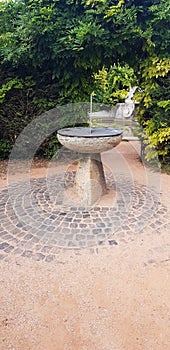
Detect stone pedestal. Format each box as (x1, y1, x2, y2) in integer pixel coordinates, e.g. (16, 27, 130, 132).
(57, 127, 123, 206)
(74, 153, 107, 206)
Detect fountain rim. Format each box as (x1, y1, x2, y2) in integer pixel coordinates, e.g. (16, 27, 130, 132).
(57, 126, 123, 138)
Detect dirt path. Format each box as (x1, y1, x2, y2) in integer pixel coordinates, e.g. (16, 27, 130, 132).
(0, 141, 170, 350)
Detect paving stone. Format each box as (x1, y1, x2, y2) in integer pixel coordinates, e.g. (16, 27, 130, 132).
(13, 248, 23, 255)
(0, 231, 8, 237)
(65, 234, 74, 240)
(22, 250, 33, 258)
(31, 237, 40, 243)
(36, 231, 46, 237)
(93, 229, 102, 235)
(79, 241, 86, 247)
(11, 228, 20, 235)
(79, 223, 88, 228)
(58, 240, 67, 247)
(4, 245, 14, 253)
(70, 223, 78, 228)
(41, 246, 52, 253)
(68, 241, 77, 247)
(34, 253, 45, 261)
(96, 222, 106, 228)
(87, 235, 95, 240)
(16, 222, 25, 228)
(76, 234, 85, 241)
(0, 174, 169, 260)
(108, 240, 118, 246)
(0, 242, 10, 250)
(61, 222, 70, 227)
(98, 234, 106, 239)
(24, 234, 34, 240)
(45, 255, 55, 262)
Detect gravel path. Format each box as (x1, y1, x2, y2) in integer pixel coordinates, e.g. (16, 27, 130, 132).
(0, 141, 169, 350)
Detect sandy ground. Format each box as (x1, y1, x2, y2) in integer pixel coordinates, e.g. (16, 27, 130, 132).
(0, 141, 170, 350)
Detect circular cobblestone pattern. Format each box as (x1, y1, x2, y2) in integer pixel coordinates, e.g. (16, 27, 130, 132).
(0, 172, 169, 261)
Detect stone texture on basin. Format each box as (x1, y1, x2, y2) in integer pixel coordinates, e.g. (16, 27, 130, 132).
(57, 127, 122, 153)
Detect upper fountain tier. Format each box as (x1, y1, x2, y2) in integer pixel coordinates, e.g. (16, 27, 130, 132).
(57, 127, 123, 153)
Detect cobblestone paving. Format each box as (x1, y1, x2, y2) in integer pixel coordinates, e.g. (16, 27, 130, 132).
(0, 172, 169, 262)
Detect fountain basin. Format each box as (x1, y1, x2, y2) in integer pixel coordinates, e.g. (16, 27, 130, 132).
(57, 127, 123, 153)
(57, 127, 123, 206)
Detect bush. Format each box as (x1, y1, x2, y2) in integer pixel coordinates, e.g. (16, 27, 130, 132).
(137, 67, 170, 165)
(0, 140, 12, 160)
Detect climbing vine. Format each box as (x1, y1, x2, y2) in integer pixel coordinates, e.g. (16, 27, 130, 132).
(0, 0, 169, 164)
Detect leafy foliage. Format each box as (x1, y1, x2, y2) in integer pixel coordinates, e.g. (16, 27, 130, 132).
(0, 0, 169, 165)
(138, 72, 170, 162)
(93, 64, 137, 104)
(0, 139, 12, 160)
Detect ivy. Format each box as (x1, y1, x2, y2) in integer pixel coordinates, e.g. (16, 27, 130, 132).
(0, 0, 169, 165)
(0, 78, 23, 103)
(93, 64, 137, 105)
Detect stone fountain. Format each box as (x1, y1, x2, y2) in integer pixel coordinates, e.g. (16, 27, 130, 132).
(57, 125, 123, 206)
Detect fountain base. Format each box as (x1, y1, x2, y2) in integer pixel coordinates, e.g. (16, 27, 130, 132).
(74, 153, 107, 206)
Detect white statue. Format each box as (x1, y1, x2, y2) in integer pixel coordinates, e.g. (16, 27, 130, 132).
(125, 86, 138, 103)
(115, 86, 138, 119)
